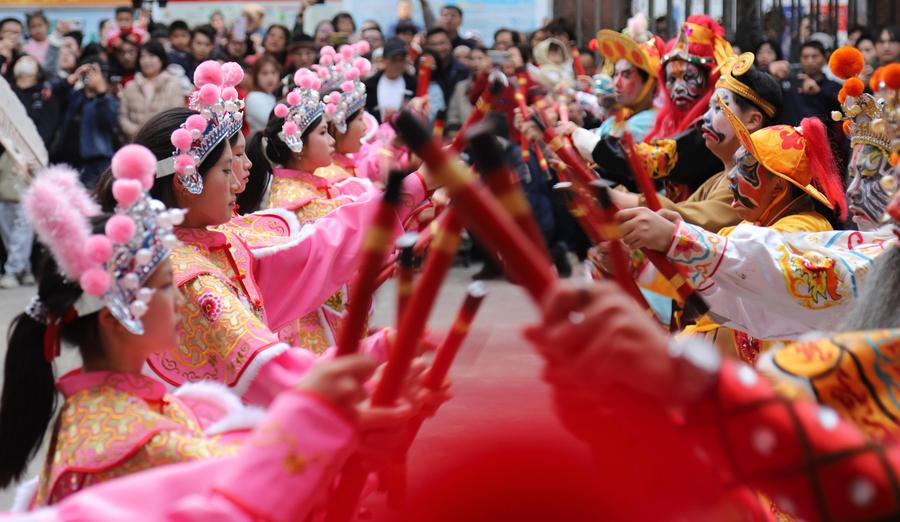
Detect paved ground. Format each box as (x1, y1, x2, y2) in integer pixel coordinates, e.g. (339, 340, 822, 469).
(0, 265, 576, 511)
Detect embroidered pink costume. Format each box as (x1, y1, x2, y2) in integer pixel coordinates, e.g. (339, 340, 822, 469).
(22, 370, 357, 515)
(164, 175, 426, 399)
(16, 139, 359, 514)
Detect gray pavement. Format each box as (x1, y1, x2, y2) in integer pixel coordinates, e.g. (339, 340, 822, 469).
(0, 265, 568, 511)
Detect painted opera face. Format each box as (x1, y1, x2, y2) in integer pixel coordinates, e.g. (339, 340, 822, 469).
(846, 143, 893, 231)
(664, 59, 708, 111)
(727, 146, 781, 223)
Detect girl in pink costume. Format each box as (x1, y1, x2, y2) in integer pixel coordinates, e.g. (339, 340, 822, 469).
(0, 147, 412, 510)
(241, 63, 428, 353)
(95, 61, 430, 399)
(313, 42, 416, 184)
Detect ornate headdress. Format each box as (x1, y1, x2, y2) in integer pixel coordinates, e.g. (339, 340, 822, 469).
(828, 48, 899, 224)
(829, 48, 898, 155)
(23, 145, 184, 336)
(314, 42, 372, 133)
(716, 52, 778, 118)
(596, 29, 661, 77)
(273, 68, 325, 153)
(156, 61, 245, 194)
(662, 15, 729, 68)
(718, 95, 848, 219)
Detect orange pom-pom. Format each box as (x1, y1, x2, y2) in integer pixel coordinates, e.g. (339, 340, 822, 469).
(828, 47, 865, 79)
(837, 87, 847, 104)
(843, 77, 865, 97)
(884, 63, 900, 90)
(870, 68, 883, 91)
(842, 119, 852, 136)
(891, 151, 900, 167)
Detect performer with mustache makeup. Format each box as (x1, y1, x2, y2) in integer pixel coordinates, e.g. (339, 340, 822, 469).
(616, 97, 847, 363)
(564, 17, 731, 202)
(602, 52, 782, 233)
(616, 50, 898, 346)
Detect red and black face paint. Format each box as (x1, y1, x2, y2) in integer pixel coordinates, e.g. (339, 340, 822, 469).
(665, 60, 708, 111)
(728, 148, 765, 210)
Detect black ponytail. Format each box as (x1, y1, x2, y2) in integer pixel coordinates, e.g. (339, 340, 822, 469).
(95, 108, 228, 213)
(0, 247, 102, 487)
(241, 110, 323, 214)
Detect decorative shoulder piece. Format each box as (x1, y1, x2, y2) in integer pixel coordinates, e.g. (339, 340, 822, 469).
(24, 145, 184, 334)
(314, 42, 372, 134)
(157, 61, 245, 194)
(274, 68, 325, 153)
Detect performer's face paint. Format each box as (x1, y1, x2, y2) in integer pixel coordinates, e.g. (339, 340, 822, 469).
(613, 59, 646, 107)
(700, 88, 737, 158)
(846, 143, 893, 231)
(727, 147, 781, 222)
(665, 59, 707, 111)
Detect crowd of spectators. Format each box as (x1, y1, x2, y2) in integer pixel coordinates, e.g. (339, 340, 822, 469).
(0, 2, 897, 284)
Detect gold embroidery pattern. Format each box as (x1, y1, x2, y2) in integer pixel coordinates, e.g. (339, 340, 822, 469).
(34, 386, 238, 506)
(150, 275, 278, 386)
(266, 177, 319, 211)
(772, 329, 900, 441)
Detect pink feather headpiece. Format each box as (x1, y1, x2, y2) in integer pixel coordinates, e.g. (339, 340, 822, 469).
(316, 43, 371, 133)
(23, 145, 185, 334)
(158, 60, 245, 195)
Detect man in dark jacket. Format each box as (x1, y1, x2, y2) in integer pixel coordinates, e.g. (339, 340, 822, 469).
(51, 59, 119, 188)
(365, 38, 415, 122)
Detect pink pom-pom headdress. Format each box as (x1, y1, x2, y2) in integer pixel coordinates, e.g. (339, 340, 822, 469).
(157, 60, 245, 195)
(278, 68, 325, 153)
(23, 146, 185, 335)
(315, 43, 370, 133)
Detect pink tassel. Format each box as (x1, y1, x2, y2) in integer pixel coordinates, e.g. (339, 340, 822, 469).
(185, 114, 208, 132)
(85, 235, 113, 264)
(198, 84, 220, 105)
(221, 86, 239, 102)
(193, 60, 223, 87)
(111, 144, 156, 190)
(221, 62, 244, 87)
(171, 128, 192, 151)
(112, 179, 143, 207)
(22, 166, 98, 280)
(80, 268, 111, 296)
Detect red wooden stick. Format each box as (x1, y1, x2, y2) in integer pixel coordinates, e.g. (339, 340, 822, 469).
(416, 54, 435, 97)
(334, 171, 406, 357)
(325, 210, 463, 522)
(424, 281, 489, 390)
(571, 46, 586, 76)
(620, 131, 661, 210)
(468, 131, 550, 261)
(395, 232, 418, 324)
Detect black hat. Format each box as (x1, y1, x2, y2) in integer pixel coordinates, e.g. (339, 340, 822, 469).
(383, 37, 407, 58)
(395, 20, 418, 35)
(289, 32, 316, 52)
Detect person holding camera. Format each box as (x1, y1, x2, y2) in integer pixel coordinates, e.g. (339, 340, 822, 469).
(50, 59, 119, 189)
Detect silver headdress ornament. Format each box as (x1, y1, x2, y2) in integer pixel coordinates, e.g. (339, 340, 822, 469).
(274, 68, 325, 154)
(314, 42, 372, 134)
(23, 145, 184, 334)
(830, 55, 900, 208)
(156, 61, 245, 194)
